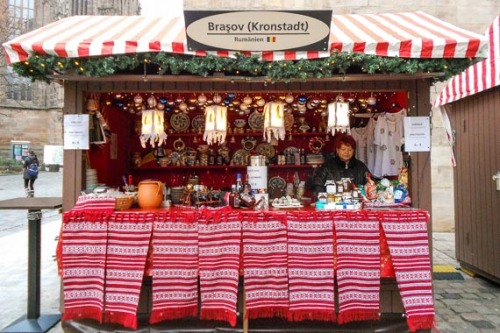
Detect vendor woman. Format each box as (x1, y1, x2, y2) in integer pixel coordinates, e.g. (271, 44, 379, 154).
(310, 133, 371, 195)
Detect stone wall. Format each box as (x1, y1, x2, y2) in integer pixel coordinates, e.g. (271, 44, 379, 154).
(0, 108, 63, 161)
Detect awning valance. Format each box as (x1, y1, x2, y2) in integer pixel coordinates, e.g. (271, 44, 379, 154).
(3, 11, 488, 65)
(434, 15, 500, 106)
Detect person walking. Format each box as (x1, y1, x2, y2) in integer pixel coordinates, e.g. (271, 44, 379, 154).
(22, 150, 39, 197)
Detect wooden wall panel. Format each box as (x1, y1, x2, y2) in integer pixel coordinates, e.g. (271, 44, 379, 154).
(452, 87, 500, 281)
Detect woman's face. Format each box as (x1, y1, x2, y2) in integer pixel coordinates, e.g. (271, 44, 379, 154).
(336, 143, 354, 162)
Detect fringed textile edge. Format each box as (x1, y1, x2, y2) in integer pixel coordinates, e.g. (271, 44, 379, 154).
(62, 307, 103, 324)
(407, 315, 436, 332)
(245, 306, 289, 320)
(200, 308, 237, 327)
(149, 306, 198, 324)
(287, 309, 336, 322)
(337, 309, 380, 325)
(104, 311, 137, 330)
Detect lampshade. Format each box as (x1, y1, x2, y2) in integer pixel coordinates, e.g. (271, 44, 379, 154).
(263, 101, 285, 143)
(327, 101, 350, 135)
(203, 105, 227, 145)
(139, 106, 167, 148)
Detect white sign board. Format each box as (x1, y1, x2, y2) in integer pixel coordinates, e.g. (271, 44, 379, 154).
(184, 10, 332, 52)
(404, 117, 431, 152)
(43, 145, 63, 165)
(64, 114, 89, 150)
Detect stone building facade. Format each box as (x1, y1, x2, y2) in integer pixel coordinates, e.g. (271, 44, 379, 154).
(0, 0, 139, 160)
(2, 0, 499, 231)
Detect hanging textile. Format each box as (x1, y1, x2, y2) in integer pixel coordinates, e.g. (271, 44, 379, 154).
(150, 211, 199, 323)
(103, 213, 153, 329)
(335, 211, 381, 324)
(380, 211, 435, 332)
(287, 211, 336, 322)
(198, 209, 241, 326)
(242, 212, 289, 319)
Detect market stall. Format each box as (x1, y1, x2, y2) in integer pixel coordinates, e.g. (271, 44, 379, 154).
(434, 15, 500, 283)
(3, 9, 488, 333)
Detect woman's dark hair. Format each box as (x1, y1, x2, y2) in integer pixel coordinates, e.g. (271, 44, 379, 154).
(334, 133, 357, 151)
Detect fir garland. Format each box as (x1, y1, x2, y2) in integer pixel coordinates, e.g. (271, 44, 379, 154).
(12, 51, 473, 84)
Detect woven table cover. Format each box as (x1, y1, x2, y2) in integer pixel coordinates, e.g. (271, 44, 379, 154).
(381, 211, 435, 332)
(242, 211, 289, 319)
(198, 208, 242, 326)
(150, 211, 199, 324)
(335, 210, 381, 324)
(103, 212, 153, 329)
(287, 210, 336, 322)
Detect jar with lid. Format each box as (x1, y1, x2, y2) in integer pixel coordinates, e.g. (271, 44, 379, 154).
(336, 181, 344, 193)
(325, 180, 336, 194)
(317, 192, 328, 204)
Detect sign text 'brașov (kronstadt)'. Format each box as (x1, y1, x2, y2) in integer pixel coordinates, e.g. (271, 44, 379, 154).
(184, 10, 332, 52)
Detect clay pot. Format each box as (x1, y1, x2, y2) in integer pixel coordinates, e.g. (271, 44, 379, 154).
(137, 180, 163, 209)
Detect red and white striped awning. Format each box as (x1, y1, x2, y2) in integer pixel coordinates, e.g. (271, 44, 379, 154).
(434, 15, 500, 106)
(3, 11, 487, 65)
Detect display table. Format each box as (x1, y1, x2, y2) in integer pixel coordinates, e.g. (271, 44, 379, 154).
(0, 197, 62, 333)
(57, 206, 435, 333)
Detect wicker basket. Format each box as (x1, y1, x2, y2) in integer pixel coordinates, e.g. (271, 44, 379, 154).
(115, 195, 135, 210)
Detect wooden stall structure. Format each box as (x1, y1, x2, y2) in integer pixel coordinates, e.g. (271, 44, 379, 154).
(3, 9, 489, 333)
(434, 15, 500, 283)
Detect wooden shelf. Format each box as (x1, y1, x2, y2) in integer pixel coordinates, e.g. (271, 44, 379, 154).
(133, 164, 319, 171)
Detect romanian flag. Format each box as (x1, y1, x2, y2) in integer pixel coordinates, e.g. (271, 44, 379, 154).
(267, 36, 276, 42)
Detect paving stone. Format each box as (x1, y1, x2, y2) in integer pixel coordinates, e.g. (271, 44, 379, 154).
(441, 293, 462, 299)
(461, 293, 480, 299)
(468, 320, 496, 329)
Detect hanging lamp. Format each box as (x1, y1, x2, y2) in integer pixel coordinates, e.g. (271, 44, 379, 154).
(263, 101, 285, 143)
(327, 97, 351, 135)
(203, 105, 227, 145)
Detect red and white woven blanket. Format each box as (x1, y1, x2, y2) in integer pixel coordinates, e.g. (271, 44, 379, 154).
(150, 211, 199, 324)
(103, 212, 153, 329)
(242, 212, 289, 319)
(380, 211, 435, 332)
(198, 208, 241, 327)
(334, 211, 381, 324)
(61, 210, 108, 323)
(287, 211, 336, 322)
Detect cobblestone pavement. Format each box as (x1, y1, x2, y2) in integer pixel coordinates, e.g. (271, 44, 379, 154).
(0, 171, 498, 332)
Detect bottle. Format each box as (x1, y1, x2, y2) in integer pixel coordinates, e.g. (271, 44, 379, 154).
(236, 173, 243, 193)
(300, 149, 306, 164)
(244, 173, 252, 195)
(229, 185, 240, 208)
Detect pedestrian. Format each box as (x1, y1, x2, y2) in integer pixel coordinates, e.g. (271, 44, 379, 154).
(22, 149, 39, 197)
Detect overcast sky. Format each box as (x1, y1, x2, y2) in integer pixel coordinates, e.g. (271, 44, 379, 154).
(140, 0, 183, 16)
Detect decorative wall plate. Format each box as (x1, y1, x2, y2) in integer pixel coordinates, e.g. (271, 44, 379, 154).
(234, 119, 246, 128)
(231, 149, 248, 165)
(268, 176, 286, 190)
(191, 114, 205, 131)
(309, 136, 325, 154)
(241, 136, 257, 151)
(173, 138, 185, 152)
(256, 143, 276, 159)
(248, 111, 264, 131)
(170, 112, 190, 132)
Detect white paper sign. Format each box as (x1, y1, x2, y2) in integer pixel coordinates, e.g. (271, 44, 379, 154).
(404, 117, 430, 152)
(64, 114, 89, 150)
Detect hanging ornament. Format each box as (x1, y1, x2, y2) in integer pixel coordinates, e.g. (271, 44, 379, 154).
(197, 93, 207, 104)
(285, 94, 294, 104)
(133, 94, 143, 105)
(243, 95, 253, 105)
